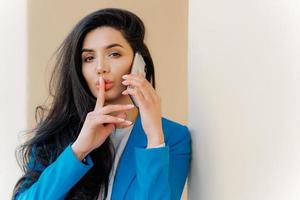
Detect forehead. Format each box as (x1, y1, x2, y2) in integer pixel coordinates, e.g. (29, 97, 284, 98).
(82, 26, 131, 49)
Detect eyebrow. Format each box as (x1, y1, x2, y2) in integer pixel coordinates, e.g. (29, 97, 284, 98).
(81, 43, 124, 53)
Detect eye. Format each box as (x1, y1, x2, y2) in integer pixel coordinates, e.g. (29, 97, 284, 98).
(109, 52, 121, 58)
(83, 56, 94, 63)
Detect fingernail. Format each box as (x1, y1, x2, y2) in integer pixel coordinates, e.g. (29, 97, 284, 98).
(125, 120, 132, 125)
(119, 118, 125, 122)
(127, 104, 134, 107)
(122, 75, 128, 79)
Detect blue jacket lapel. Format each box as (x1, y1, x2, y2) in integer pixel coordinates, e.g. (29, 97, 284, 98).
(111, 113, 147, 200)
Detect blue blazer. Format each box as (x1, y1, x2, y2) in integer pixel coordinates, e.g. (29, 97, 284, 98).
(15, 113, 191, 200)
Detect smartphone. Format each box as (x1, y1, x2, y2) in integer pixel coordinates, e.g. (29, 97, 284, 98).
(128, 52, 146, 108)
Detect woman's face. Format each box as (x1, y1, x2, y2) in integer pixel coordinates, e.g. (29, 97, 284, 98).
(81, 26, 134, 103)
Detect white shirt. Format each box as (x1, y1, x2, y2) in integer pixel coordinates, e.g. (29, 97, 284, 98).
(96, 124, 134, 200)
(97, 123, 165, 200)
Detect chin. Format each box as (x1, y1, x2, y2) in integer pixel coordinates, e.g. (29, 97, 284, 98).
(92, 85, 124, 101)
(104, 90, 123, 102)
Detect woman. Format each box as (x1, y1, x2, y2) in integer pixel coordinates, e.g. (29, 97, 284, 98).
(12, 8, 191, 200)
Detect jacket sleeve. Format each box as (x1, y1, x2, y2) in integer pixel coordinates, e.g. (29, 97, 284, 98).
(14, 144, 94, 200)
(134, 126, 192, 200)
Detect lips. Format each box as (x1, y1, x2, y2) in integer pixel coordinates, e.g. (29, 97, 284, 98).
(95, 78, 114, 90)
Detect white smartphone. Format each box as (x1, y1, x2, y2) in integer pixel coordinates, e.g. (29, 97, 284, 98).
(128, 52, 146, 108)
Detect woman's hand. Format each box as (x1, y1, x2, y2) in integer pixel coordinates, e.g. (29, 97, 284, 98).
(72, 77, 134, 161)
(121, 72, 164, 148)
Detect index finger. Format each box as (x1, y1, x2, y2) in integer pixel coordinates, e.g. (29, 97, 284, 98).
(94, 76, 105, 111)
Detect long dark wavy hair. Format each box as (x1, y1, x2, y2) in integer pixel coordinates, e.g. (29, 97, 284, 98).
(12, 8, 155, 200)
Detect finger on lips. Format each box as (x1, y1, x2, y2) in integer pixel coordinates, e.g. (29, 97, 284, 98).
(95, 77, 105, 110)
(93, 76, 135, 126)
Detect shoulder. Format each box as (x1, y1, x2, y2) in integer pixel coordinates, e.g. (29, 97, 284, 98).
(161, 117, 191, 152)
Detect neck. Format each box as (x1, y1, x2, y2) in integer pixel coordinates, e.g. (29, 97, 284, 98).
(104, 95, 138, 128)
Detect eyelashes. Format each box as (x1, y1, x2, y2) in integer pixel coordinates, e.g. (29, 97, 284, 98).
(109, 52, 121, 58)
(82, 52, 122, 63)
(84, 56, 94, 63)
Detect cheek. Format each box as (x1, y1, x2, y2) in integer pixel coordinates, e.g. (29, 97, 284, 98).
(82, 65, 91, 78)
(82, 66, 88, 79)
(114, 58, 132, 76)
(107, 51, 133, 77)
(82, 66, 94, 88)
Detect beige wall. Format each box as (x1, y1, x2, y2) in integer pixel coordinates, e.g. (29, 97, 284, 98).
(27, 0, 188, 199)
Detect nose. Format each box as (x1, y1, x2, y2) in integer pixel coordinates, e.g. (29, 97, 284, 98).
(96, 59, 110, 75)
